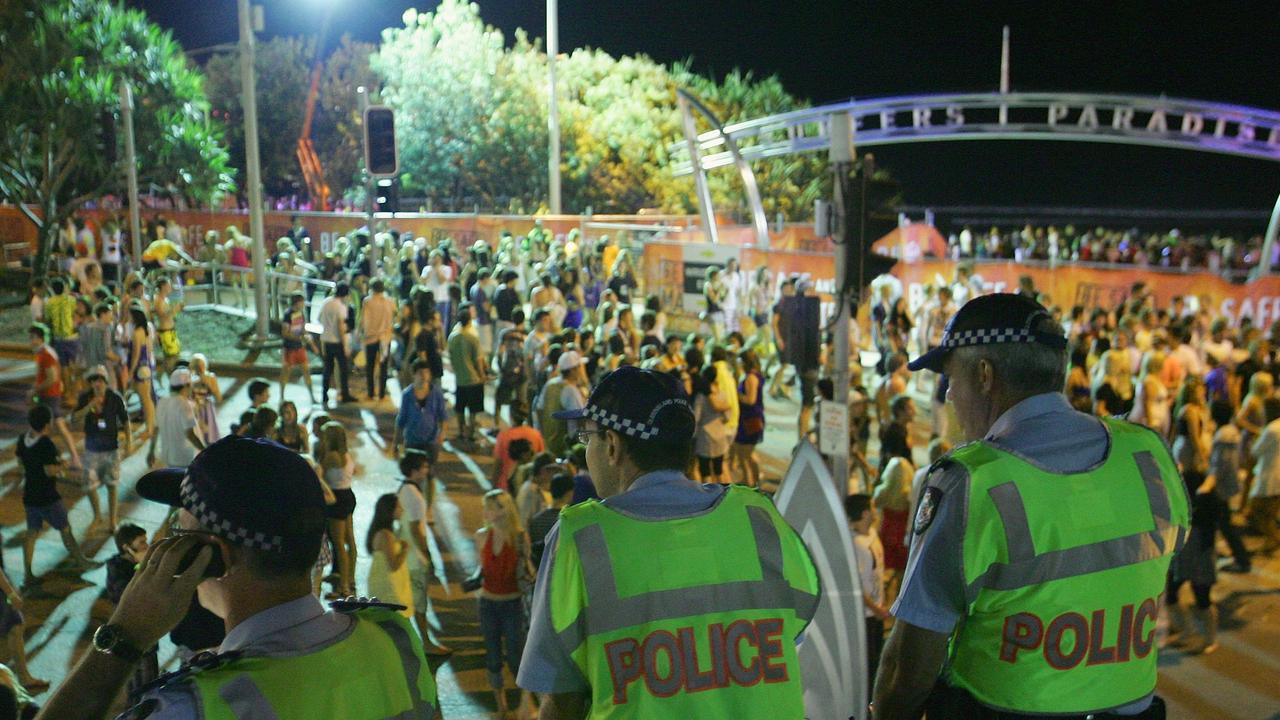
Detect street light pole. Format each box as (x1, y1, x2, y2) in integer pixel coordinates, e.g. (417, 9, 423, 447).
(547, 0, 562, 214)
(118, 82, 143, 272)
(238, 0, 270, 344)
(829, 112, 855, 495)
(358, 87, 374, 233)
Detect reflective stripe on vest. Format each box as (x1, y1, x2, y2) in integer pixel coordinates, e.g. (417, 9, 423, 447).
(549, 485, 820, 718)
(556, 503, 819, 651)
(192, 610, 437, 720)
(965, 450, 1188, 602)
(945, 417, 1190, 715)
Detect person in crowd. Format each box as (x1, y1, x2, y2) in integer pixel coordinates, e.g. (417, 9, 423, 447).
(491, 421, 544, 493)
(189, 353, 222, 405)
(16, 405, 92, 586)
(126, 306, 157, 440)
(104, 524, 158, 695)
(1129, 351, 1170, 436)
(692, 364, 732, 484)
(1093, 346, 1135, 417)
(247, 378, 272, 411)
(878, 394, 916, 477)
(280, 292, 320, 402)
(519, 366, 818, 717)
(78, 303, 115, 389)
(395, 451, 452, 656)
(72, 365, 131, 530)
(703, 266, 727, 341)
(1165, 421, 1220, 655)
(28, 324, 81, 470)
(846, 493, 888, 690)
(0, 552, 46, 693)
(516, 453, 559, 530)
(152, 276, 183, 375)
(876, 293, 1187, 719)
(317, 421, 358, 598)
(730, 349, 765, 487)
(394, 360, 448, 519)
(528, 473, 574, 569)
(365, 494, 412, 616)
(276, 400, 309, 454)
(1207, 400, 1251, 573)
(189, 377, 221, 447)
(43, 278, 79, 393)
(361, 278, 396, 401)
(473, 489, 536, 718)
(873, 455, 914, 609)
(470, 267, 498, 358)
(40, 436, 438, 720)
(1236, 370, 1271, 495)
(147, 368, 204, 469)
(494, 309, 530, 427)
(1065, 349, 1093, 412)
(448, 304, 487, 443)
(319, 282, 356, 405)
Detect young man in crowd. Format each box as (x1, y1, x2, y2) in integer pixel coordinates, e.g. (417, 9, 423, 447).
(845, 493, 888, 688)
(395, 451, 452, 657)
(491, 424, 544, 493)
(29, 323, 81, 469)
(527, 473, 575, 568)
(447, 303, 487, 443)
(361, 278, 396, 401)
(394, 360, 449, 520)
(320, 282, 356, 404)
(147, 368, 205, 469)
(16, 405, 92, 586)
(247, 378, 272, 411)
(72, 365, 132, 531)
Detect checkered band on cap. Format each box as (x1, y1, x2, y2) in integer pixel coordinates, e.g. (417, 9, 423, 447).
(942, 327, 1037, 349)
(584, 404, 661, 440)
(180, 476, 284, 552)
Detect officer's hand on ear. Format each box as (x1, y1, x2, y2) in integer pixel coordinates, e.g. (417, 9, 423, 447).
(108, 535, 214, 651)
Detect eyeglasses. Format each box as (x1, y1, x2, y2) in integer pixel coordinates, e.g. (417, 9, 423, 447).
(576, 428, 607, 445)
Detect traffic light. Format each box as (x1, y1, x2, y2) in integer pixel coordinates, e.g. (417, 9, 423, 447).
(364, 106, 398, 176)
(374, 177, 399, 213)
(840, 155, 899, 296)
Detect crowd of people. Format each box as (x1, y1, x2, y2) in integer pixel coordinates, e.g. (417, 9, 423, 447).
(943, 222, 1268, 273)
(10, 208, 1280, 718)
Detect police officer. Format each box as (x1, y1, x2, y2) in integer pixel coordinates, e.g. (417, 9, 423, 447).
(873, 294, 1189, 720)
(518, 366, 820, 718)
(38, 436, 437, 719)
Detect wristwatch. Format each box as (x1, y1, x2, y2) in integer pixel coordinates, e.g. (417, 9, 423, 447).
(93, 624, 144, 662)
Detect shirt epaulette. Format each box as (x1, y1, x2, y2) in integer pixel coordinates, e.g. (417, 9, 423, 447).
(128, 648, 245, 702)
(329, 596, 409, 614)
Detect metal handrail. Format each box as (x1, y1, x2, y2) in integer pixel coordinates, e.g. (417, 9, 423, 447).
(155, 260, 337, 328)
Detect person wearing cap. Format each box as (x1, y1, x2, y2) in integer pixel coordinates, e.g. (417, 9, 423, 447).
(39, 436, 438, 720)
(72, 365, 132, 530)
(147, 368, 205, 470)
(873, 294, 1189, 720)
(517, 366, 820, 718)
(537, 350, 587, 458)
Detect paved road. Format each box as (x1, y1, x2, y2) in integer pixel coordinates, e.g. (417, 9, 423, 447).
(0, 354, 1276, 718)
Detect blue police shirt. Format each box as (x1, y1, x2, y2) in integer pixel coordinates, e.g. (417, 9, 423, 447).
(891, 391, 1151, 715)
(517, 470, 727, 693)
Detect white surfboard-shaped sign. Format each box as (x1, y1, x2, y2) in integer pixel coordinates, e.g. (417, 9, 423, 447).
(773, 440, 868, 720)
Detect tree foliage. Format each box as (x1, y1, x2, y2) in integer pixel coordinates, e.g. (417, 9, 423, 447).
(368, 0, 829, 218)
(204, 36, 314, 199)
(0, 0, 233, 277)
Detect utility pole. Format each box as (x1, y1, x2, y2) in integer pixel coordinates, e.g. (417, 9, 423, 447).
(358, 86, 374, 233)
(118, 82, 143, 271)
(547, 0, 562, 214)
(828, 113, 855, 494)
(238, 0, 270, 344)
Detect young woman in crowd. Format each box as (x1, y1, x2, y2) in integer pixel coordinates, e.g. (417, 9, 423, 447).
(473, 489, 535, 718)
(276, 400, 310, 454)
(126, 306, 156, 440)
(317, 421, 358, 598)
(365, 493, 413, 617)
(730, 350, 765, 488)
(692, 364, 731, 484)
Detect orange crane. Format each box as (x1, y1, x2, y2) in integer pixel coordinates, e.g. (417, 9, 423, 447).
(296, 19, 332, 211)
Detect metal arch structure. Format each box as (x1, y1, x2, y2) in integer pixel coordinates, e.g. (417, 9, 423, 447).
(676, 89, 772, 248)
(671, 91, 1280, 270)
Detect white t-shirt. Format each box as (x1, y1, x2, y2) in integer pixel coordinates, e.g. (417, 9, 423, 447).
(421, 264, 453, 301)
(319, 297, 348, 344)
(516, 480, 549, 531)
(397, 482, 430, 571)
(155, 394, 197, 467)
(853, 529, 884, 618)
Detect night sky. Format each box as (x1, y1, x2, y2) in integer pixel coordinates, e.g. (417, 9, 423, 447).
(127, 0, 1280, 218)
